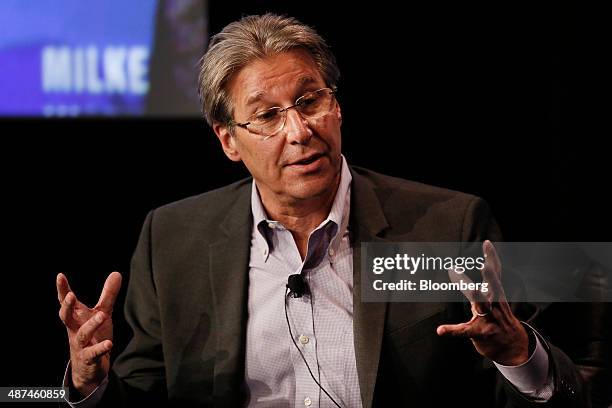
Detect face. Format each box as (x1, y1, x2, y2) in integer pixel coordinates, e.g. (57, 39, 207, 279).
(213, 49, 342, 206)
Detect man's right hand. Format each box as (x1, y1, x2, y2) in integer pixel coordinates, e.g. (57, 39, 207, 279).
(57, 272, 122, 398)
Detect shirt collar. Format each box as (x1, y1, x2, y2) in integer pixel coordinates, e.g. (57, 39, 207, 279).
(250, 154, 352, 245)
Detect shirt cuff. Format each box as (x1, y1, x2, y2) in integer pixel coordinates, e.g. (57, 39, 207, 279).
(62, 361, 109, 407)
(494, 325, 554, 401)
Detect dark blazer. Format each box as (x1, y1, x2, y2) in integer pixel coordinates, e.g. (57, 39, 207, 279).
(99, 166, 587, 407)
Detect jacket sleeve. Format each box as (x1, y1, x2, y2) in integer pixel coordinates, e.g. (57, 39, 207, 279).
(98, 210, 168, 407)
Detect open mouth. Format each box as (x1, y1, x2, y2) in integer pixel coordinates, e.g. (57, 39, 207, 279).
(291, 153, 323, 166)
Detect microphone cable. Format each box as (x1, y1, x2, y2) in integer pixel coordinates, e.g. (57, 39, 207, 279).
(284, 275, 342, 408)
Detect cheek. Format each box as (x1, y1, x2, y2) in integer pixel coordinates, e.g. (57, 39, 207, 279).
(241, 139, 285, 177)
(318, 117, 342, 151)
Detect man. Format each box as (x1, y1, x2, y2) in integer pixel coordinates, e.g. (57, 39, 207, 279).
(57, 14, 587, 407)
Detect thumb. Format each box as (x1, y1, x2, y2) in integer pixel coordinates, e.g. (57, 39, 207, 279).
(437, 322, 476, 338)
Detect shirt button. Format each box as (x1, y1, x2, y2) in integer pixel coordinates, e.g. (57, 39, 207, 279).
(267, 222, 276, 229)
(304, 397, 312, 406)
(328, 248, 335, 256)
(299, 335, 309, 345)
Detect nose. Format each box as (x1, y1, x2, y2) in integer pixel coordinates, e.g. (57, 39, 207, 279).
(283, 108, 313, 145)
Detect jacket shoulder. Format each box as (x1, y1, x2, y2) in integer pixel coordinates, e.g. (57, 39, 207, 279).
(149, 177, 252, 232)
(350, 166, 500, 241)
(351, 165, 477, 201)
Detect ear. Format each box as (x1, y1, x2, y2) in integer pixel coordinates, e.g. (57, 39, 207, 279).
(335, 103, 342, 125)
(213, 122, 242, 162)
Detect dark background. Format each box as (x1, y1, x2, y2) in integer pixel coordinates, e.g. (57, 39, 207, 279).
(0, 0, 607, 398)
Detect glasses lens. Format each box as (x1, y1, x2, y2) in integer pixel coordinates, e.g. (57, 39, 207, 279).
(297, 89, 334, 118)
(248, 107, 284, 136)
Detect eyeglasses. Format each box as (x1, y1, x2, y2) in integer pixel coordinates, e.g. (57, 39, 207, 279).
(228, 87, 337, 139)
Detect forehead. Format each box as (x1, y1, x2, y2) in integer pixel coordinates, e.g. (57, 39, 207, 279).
(227, 49, 326, 110)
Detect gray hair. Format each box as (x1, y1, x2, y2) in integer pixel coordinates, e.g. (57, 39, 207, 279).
(197, 13, 340, 128)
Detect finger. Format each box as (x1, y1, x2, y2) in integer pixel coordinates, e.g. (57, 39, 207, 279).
(482, 240, 502, 283)
(437, 322, 478, 338)
(447, 267, 491, 315)
(81, 340, 113, 365)
(484, 239, 502, 268)
(471, 301, 493, 317)
(75, 311, 108, 348)
(480, 241, 506, 299)
(59, 292, 78, 330)
(96, 272, 122, 313)
(56, 273, 73, 304)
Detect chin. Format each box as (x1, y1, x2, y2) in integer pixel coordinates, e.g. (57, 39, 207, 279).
(286, 174, 338, 200)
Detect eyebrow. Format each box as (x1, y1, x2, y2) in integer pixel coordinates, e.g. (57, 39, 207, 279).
(244, 76, 319, 107)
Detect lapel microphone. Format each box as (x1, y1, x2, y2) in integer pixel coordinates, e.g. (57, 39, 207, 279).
(286, 274, 308, 298)
(284, 273, 342, 407)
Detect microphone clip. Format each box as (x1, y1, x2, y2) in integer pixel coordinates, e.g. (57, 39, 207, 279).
(286, 274, 308, 298)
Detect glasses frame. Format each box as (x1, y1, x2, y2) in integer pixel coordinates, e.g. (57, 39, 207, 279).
(228, 86, 337, 138)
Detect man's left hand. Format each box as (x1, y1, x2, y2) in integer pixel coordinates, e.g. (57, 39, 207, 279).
(436, 240, 529, 366)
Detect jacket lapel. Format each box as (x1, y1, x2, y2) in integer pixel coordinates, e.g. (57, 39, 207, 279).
(350, 168, 390, 408)
(208, 182, 253, 402)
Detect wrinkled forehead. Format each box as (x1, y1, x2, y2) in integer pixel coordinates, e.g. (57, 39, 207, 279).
(226, 49, 326, 111)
